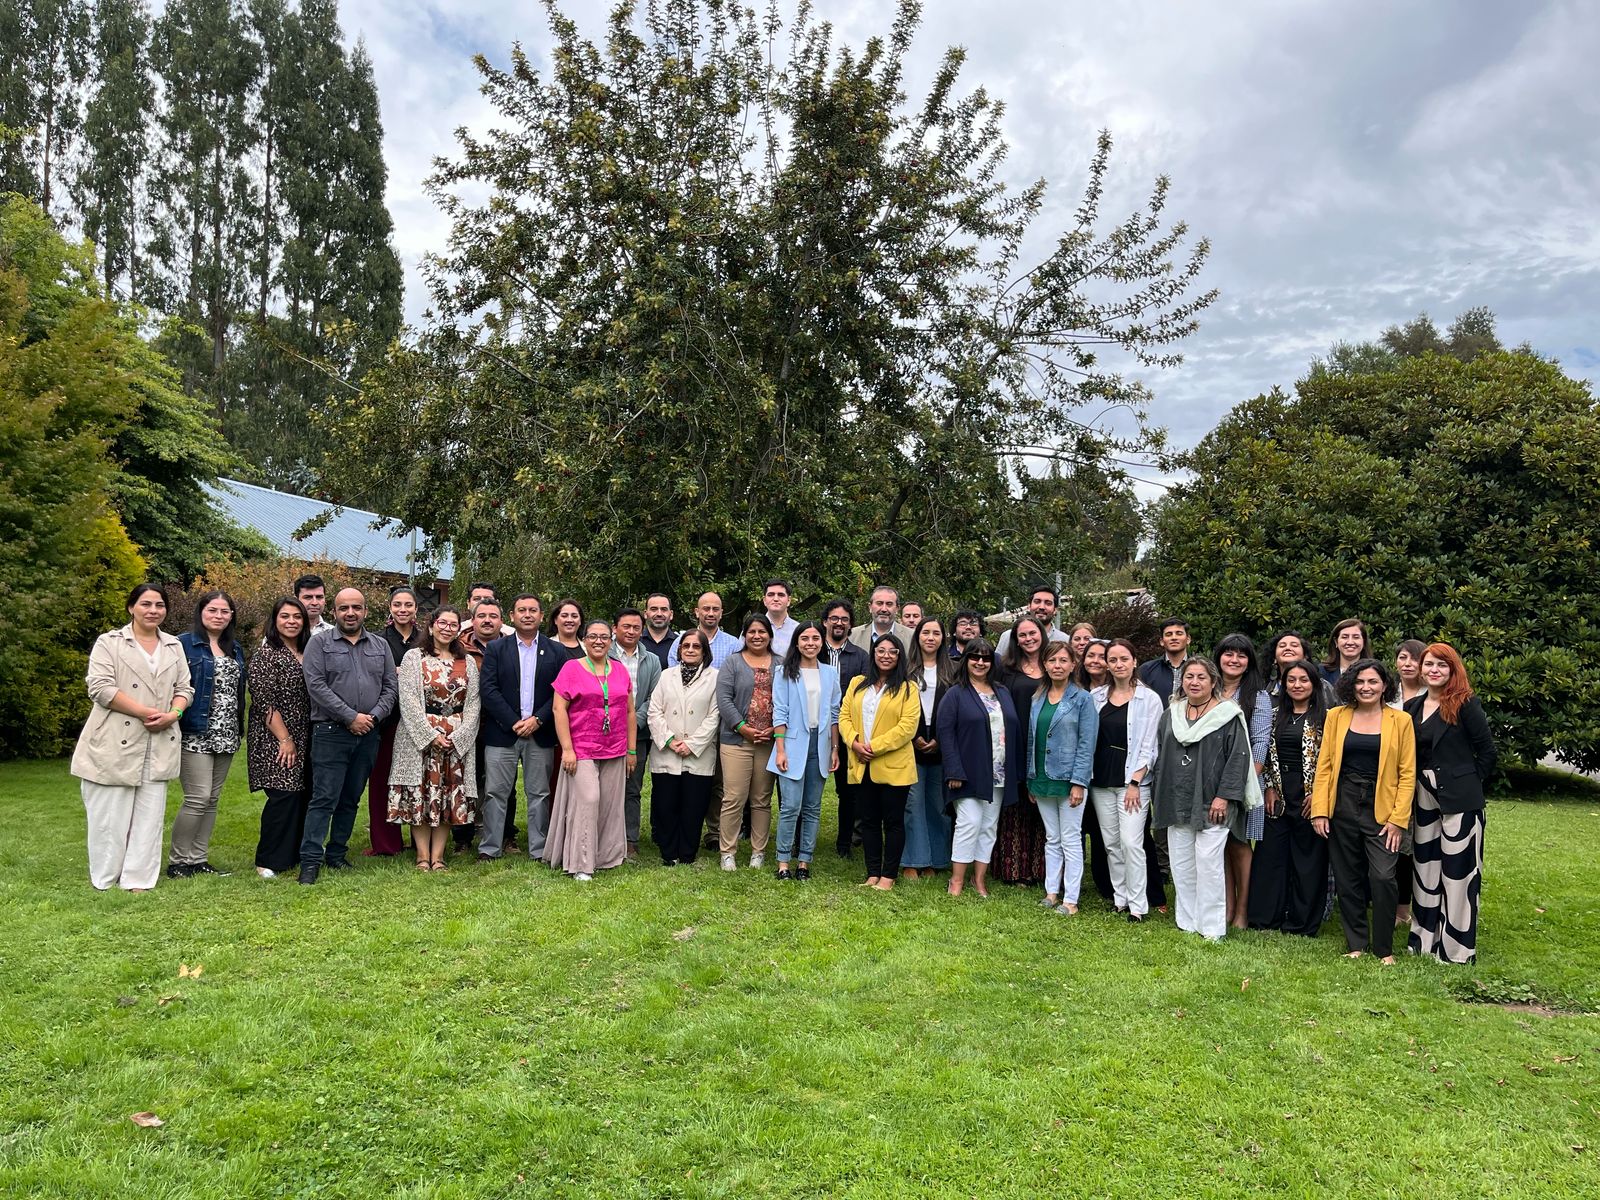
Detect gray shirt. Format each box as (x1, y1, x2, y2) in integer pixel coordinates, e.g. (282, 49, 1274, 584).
(1148, 705, 1250, 838)
(303, 628, 399, 726)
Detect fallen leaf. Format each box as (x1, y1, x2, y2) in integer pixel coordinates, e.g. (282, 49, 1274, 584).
(1282, 1113, 1296, 1120)
(671, 926, 696, 942)
(1240, 978, 1251, 992)
(114, 996, 138, 1008)
(1536, 907, 1547, 914)
(1555, 1054, 1579, 1064)
(178, 963, 204, 979)
(129, 1112, 164, 1128)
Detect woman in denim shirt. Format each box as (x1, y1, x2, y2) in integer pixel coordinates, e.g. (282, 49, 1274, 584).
(169, 590, 247, 877)
(1027, 641, 1099, 913)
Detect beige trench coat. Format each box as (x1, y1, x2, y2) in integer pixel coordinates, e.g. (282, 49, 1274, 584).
(70, 625, 195, 787)
(388, 649, 480, 798)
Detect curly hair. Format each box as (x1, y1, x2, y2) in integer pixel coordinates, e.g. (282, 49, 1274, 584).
(1333, 657, 1397, 706)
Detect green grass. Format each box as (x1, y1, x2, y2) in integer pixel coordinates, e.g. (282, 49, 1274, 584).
(1, 759, 1597, 1198)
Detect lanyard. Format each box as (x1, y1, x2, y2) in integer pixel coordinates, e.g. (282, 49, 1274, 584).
(583, 657, 613, 733)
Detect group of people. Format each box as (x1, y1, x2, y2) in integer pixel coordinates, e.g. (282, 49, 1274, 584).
(71, 577, 1497, 964)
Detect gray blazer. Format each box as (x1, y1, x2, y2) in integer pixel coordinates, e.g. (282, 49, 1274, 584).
(715, 651, 773, 745)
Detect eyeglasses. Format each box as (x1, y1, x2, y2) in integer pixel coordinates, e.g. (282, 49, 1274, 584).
(967, 654, 993, 663)
(433, 621, 461, 631)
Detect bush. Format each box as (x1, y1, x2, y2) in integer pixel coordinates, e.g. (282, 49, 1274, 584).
(166, 556, 404, 647)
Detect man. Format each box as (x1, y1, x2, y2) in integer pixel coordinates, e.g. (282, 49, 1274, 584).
(467, 582, 514, 636)
(463, 599, 505, 660)
(611, 607, 663, 860)
(1138, 617, 1191, 702)
(299, 587, 397, 883)
(669, 591, 740, 668)
(950, 610, 982, 659)
(900, 600, 923, 630)
(822, 598, 869, 856)
(848, 585, 911, 655)
(478, 594, 565, 861)
(640, 592, 677, 666)
(762, 578, 798, 657)
(994, 584, 1070, 657)
(294, 574, 334, 637)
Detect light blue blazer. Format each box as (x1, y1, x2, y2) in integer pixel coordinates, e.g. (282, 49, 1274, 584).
(767, 663, 841, 781)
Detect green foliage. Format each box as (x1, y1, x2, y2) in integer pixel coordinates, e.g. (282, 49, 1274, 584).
(1309, 304, 1513, 380)
(330, 0, 1211, 617)
(1148, 347, 1600, 771)
(0, 0, 91, 213)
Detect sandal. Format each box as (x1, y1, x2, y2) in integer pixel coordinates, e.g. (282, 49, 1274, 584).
(430, 860, 448, 872)
(415, 860, 431, 872)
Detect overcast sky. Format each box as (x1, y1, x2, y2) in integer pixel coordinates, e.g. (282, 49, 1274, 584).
(341, 0, 1600, 486)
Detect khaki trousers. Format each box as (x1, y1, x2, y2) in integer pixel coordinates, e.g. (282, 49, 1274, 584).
(718, 743, 773, 856)
(170, 750, 235, 866)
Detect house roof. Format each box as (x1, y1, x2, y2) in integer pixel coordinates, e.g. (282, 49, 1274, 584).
(204, 479, 453, 580)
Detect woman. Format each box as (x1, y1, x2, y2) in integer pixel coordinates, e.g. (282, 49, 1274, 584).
(247, 598, 311, 879)
(1068, 621, 1097, 662)
(549, 599, 585, 659)
(1215, 633, 1272, 930)
(770, 621, 841, 881)
(993, 616, 1050, 885)
(168, 589, 246, 878)
(1311, 659, 1416, 963)
(1089, 639, 1164, 921)
(546, 619, 635, 880)
(1028, 641, 1099, 913)
(1250, 658, 1329, 935)
(1321, 618, 1369, 687)
(1393, 639, 1427, 706)
(389, 606, 480, 871)
(366, 586, 425, 858)
(1074, 638, 1109, 691)
(647, 629, 722, 866)
(715, 614, 777, 871)
(840, 634, 921, 889)
(903, 615, 956, 878)
(938, 639, 1023, 899)
(1406, 643, 1497, 963)
(1148, 657, 1257, 941)
(71, 584, 193, 892)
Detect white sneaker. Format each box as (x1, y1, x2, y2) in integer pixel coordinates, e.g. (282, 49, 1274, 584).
(256, 867, 276, 879)
(574, 872, 593, 882)
(721, 854, 736, 872)
(748, 853, 765, 870)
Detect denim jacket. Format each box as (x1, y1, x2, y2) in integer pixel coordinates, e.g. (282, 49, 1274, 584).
(1026, 683, 1099, 787)
(177, 631, 246, 736)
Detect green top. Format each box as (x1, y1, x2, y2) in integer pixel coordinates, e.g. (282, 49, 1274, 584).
(1029, 697, 1071, 797)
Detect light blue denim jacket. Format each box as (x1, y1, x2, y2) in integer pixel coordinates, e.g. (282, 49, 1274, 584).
(1026, 683, 1099, 787)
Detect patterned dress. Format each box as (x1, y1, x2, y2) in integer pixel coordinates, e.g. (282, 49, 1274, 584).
(183, 656, 243, 755)
(388, 656, 474, 827)
(991, 666, 1046, 884)
(246, 646, 308, 792)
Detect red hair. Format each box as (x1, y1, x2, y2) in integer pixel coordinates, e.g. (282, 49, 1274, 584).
(1423, 642, 1474, 724)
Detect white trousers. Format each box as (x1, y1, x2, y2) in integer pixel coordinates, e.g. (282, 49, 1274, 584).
(83, 780, 167, 890)
(951, 794, 1002, 863)
(1090, 785, 1150, 916)
(1035, 795, 1086, 902)
(1167, 824, 1228, 939)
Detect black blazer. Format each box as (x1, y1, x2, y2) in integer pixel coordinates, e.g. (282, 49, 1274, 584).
(480, 633, 565, 749)
(1405, 694, 1497, 813)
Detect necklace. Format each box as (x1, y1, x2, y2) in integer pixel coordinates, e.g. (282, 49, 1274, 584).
(582, 657, 614, 733)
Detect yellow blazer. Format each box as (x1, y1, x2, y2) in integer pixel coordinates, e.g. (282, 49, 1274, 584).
(1310, 705, 1416, 828)
(838, 677, 921, 786)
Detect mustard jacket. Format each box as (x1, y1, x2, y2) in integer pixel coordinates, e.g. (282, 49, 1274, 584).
(838, 676, 921, 786)
(1310, 705, 1416, 828)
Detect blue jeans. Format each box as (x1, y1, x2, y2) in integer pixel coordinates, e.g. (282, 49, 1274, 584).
(302, 722, 381, 868)
(902, 761, 952, 869)
(775, 736, 825, 863)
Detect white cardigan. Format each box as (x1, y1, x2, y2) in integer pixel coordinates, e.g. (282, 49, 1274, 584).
(647, 665, 721, 776)
(389, 649, 480, 797)
(1089, 680, 1165, 789)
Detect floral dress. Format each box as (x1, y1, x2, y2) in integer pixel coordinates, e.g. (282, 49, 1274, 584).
(388, 655, 474, 827)
(746, 665, 774, 733)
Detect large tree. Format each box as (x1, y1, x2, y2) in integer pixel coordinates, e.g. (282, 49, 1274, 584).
(328, 0, 1212, 613)
(1147, 339, 1600, 772)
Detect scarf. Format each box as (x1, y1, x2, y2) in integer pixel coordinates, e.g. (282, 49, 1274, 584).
(1169, 698, 1264, 811)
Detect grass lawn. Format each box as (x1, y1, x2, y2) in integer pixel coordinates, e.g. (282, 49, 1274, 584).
(1, 759, 1597, 1198)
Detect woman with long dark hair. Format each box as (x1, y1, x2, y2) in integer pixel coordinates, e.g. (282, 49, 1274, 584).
(169, 589, 246, 877)
(1089, 639, 1165, 921)
(1028, 640, 1099, 914)
(840, 633, 921, 889)
(549, 598, 585, 659)
(939, 639, 1023, 899)
(715, 613, 778, 871)
(769, 621, 841, 881)
(1249, 658, 1329, 934)
(992, 615, 1050, 885)
(1214, 632, 1271, 930)
(247, 598, 312, 878)
(1406, 643, 1497, 963)
(1321, 619, 1369, 687)
(903, 615, 957, 878)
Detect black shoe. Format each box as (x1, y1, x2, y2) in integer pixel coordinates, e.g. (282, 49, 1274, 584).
(1128, 913, 1144, 924)
(324, 857, 353, 871)
(477, 853, 498, 863)
(835, 845, 851, 858)
(775, 867, 793, 881)
(796, 865, 811, 882)
(191, 862, 232, 877)
(164, 863, 195, 879)
(298, 864, 320, 885)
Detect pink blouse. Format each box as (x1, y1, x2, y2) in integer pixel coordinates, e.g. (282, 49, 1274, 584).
(554, 657, 632, 760)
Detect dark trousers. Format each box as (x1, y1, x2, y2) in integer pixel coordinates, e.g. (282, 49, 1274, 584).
(365, 720, 406, 855)
(857, 769, 909, 879)
(1247, 796, 1328, 936)
(834, 733, 860, 854)
(652, 771, 714, 864)
(1396, 850, 1413, 909)
(302, 723, 381, 868)
(1084, 800, 1113, 900)
(1328, 773, 1400, 956)
(453, 735, 486, 850)
(256, 787, 308, 872)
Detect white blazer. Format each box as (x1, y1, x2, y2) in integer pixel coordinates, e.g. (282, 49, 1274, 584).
(647, 665, 721, 776)
(1089, 680, 1165, 789)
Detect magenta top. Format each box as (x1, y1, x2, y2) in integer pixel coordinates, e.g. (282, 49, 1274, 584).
(554, 656, 632, 760)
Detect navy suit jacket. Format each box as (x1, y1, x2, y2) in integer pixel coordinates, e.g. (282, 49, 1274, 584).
(480, 633, 565, 749)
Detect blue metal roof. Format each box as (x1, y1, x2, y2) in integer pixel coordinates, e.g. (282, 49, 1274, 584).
(204, 479, 454, 580)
